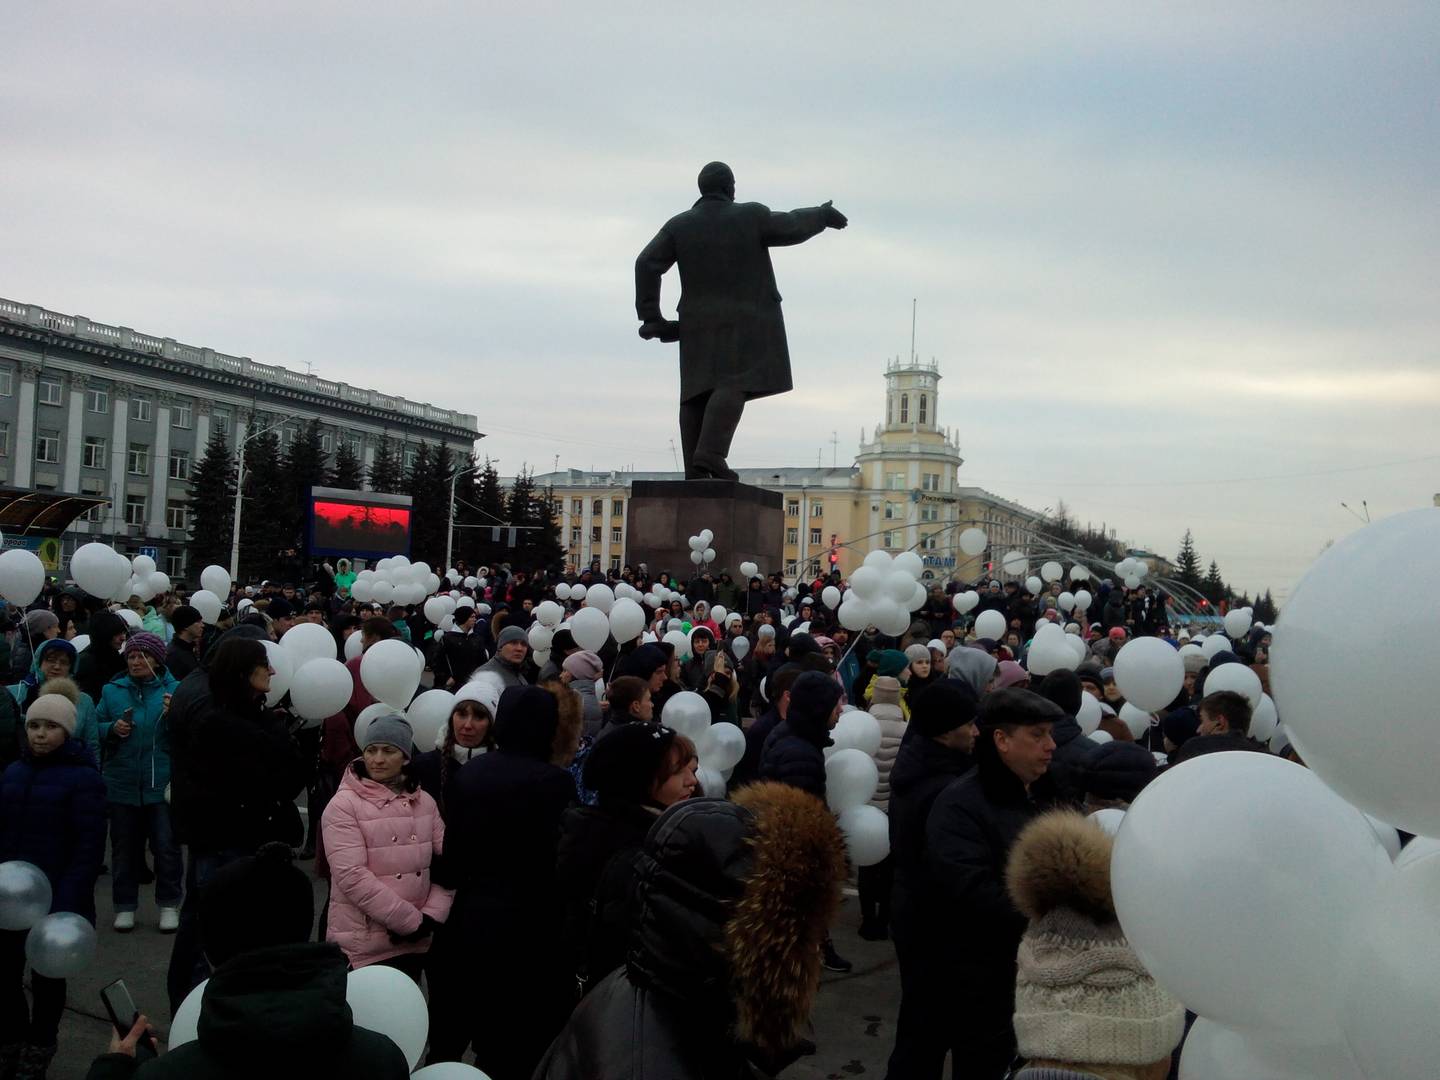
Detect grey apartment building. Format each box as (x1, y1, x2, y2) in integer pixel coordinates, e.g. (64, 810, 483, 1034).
(0, 296, 479, 578)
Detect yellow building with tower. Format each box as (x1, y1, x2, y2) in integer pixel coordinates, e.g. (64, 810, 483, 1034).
(531, 357, 1042, 582)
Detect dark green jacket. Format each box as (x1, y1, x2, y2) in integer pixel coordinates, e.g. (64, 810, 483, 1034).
(85, 943, 409, 1080)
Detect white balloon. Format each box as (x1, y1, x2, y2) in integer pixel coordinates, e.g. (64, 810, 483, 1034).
(24, 911, 96, 978)
(698, 528, 714, 545)
(830, 710, 882, 757)
(346, 964, 429, 1069)
(848, 565, 883, 600)
(953, 591, 979, 614)
(350, 579, 374, 603)
(1077, 692, 1103, 735)
(689, 550, 704, 565)
(343, 630, 364, 661)
(407, 689, 457, 751)
(862, 549, 893, 570)
(68, 634, 89, 655)
(359, 639, 422, 710)
(0, 861, 52, 931)
(1113, 637, 1184, 712)
(1201, 634, 1231, 660)
(116, 608, 142, 630)
(527, 625, 554, 654)
(696, 722, 746, 772)
(884, 570, 917, 605)
(1073, 589, 1092, 611)
(1070, 565, 1090, 582)
(838, 598, 872, 632)
(1057, 591, 1075, 612)
(1111, 753, 1391, 1042)
(423, 597, 450, 625)
(70, 543, 130, 600)
(873, 599, 911, 637)
(585, 584, 615, 613)
(260, 641, 294, 707)
(702, 547, 716, 563)
(660, 691, 710, 740)
(1001, 550, 1027, 576)
(1118, 703, 1153, 740)
(696, 764, 726, 799)
(1025, 575, 1043, 596)
(821, 585, 842, 609)
(281, 621, 337, 666)
(1362, 813, 1402, 861)
(1088, 807, 1126, 837)
(1040, 560, 1063, 583)
(739, 561, 759, 579)
(463, 576, 479, 590)
(1089, 729, 1113, 745)
(958, 527, 988, 556)
(974, 609, 1006, 641)
(730, 635, 750, 661)
(168, 977, 206, 1047)
(1223, 608, 1253, 639)
(289, 659, 353, 722)
(1204, 662, 1262, 710)
(1122, 574, 1141, 589)
(454, 596, 476, 611)
(608, 597, 646, 643)
(131, 554, 156, 578)
(352, 702, 393, 749)
(826, 748, 879, 812)
(371, 579, 394, 604)
(1179, 1019, 1364, 1080)
(199, 565, 231, 596)
(570, 607, 609, 652)
(555, 582, 572, 600)
(0, 549, 44, 606)
(1393, 835, 1440, 869)
(837, 804, 890, 866)
(892, 550, 923, 579)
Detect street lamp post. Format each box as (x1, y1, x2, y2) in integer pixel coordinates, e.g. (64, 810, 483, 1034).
(444, 460, 488, 572)
(228, 411, 302, 580)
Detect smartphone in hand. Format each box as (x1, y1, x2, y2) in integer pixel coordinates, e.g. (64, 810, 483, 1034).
(101, 978, 157, 1056)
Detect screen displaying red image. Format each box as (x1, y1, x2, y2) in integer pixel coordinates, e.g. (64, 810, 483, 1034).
(310, 497, 412, 557)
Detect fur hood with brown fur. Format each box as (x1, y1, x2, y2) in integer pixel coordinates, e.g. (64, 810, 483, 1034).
(727, 782, 848, 1056)
(1006, 810, 1115, 924)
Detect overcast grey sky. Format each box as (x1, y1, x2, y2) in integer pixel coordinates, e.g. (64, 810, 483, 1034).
(3, 3, 1435, 599)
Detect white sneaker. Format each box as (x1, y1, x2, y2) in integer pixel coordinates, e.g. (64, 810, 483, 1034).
(113, 911, 136, 933)
(158, 907, 180, 933)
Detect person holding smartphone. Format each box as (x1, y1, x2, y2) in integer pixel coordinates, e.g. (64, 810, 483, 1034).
(0, 686, 106, 1077)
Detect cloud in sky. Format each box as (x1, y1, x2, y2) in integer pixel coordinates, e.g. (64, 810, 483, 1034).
(2, 2, 1435, 598)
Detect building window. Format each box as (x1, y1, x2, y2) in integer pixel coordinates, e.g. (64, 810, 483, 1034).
(810, 502, 823, 518)
(0, 422, 8, 457)
(785, 527, 799, 545)
(166, 553, 185, 577)
(124, 495, 146, 526)
(922, 533, 938, 550)
(80, 501, 104, 523)
(571, 499, 583, 515)
(37, 377, 62, 406)
(131, 396, 152, 422)
(87, 386, 108, 413)
(882, 531, 896, 548)
(884, 501, 900, 520)
(0, 370, 11, 396)
(570, 527, 581, 544)
(169, 449, 191, 480)
(214, 412, 231, 438)
(592, 499, 603, 517)
(128, 443, 149, 476)
(347, 436, 362, 457)
(611, 527, 622, 543)
(166, 500, 188, 530)
(35, 432, 60, 463)
(609, 555, 621, 571)
(786, 500, 799, 517)
(920, 504, 938, 522)
(591, 525, 602, 543)
(922, 473, 940, 491)
(403, 447, 417, 471)
(899, 393, 909, 423)
(887, 472, 906, 490)
(919, 394, 928, 425)
(809, 528, 822, 545)
(172, 401, 193, 429)
(611, 499, 624, 517)
(320, 433, 332, 453)
(83, 436, 107, 469)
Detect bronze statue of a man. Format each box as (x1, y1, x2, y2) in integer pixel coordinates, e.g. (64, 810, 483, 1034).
(635, 162, 847, 480)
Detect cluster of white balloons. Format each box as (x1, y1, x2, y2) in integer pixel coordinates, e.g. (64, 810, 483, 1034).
(658, 692, 738, 796)
(1024, 621, 1090, 676)
(823, 709, 888, 866)
(173, 962, 491, 1076)
(0, 861, 95, 978)
(443, 567, 486, 593)
(836, 550, 927, 636)
(350, 557, 442, 606)
(738, 560, 759, 579)
(1113, 555, 1149, 590)
(686, 528, 718, 567)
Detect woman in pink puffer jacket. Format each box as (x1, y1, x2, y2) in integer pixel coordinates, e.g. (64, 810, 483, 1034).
(321, 714, 452, 976)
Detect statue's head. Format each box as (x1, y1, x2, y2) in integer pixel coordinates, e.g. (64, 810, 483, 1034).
(697, 161, 735, 199)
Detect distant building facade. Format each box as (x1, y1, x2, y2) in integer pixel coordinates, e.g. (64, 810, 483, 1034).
(0, 296, 479, 577)
(533, 357, 1043, 582)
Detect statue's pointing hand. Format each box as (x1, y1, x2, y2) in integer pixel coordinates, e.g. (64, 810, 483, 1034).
(822, 201, 848, 230)
(639, 320, 680, 343)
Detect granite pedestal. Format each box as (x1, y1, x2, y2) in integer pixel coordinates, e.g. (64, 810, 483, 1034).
(626, 480, 783, 581)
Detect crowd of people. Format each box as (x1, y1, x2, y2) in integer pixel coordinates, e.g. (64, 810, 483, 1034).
(0, 555, 1282, 1079)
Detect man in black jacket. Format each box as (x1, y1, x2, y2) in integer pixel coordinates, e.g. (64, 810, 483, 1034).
(884, 681, 982, 1080)
(921, 688, 1061, 1080)
(431, 606, 489, 690)
(1169, 689, 1267, 765)
(163, 606, 205, 681)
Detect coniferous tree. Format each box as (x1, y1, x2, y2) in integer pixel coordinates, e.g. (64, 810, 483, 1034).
(368, 436, 402, 494)
(462, 458, 508, 569)
(331, 438, 363, 490)
(407, 442, 448, 563)
(1254, 589, 1278, 624)
(186, 427, 236, 573)
(281, 419, 329, 556)
(1201, 560, 1227, 605)
(239, 429, 285, 580)
(1175, 529, 1203, 588)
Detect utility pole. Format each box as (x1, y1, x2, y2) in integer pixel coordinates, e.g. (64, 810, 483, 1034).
(830, 431, 839, 467)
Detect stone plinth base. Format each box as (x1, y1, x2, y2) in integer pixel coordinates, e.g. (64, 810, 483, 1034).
(626, 480, 783, 582)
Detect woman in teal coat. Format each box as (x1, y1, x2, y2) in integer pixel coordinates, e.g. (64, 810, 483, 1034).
(94, 631, 182, 932)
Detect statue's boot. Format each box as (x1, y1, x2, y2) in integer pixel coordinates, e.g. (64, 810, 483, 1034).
(693, 387, 743, 481)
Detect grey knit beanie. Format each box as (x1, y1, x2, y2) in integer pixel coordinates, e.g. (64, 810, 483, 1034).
(1007, 812, 1184, 1067)
(362, 714, 414, 759)
(904, 643, 932, 666)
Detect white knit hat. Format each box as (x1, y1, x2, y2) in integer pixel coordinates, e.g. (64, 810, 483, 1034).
(1007, 812, 1185, 1067)
(26, 693, 77, 736)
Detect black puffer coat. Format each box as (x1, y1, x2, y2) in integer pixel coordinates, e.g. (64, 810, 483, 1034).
(1035, 672, 1101, 806)
(84, 943, 408, 1080)
(535, 784, 846, 1080)
(758, 671, 840, 799)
